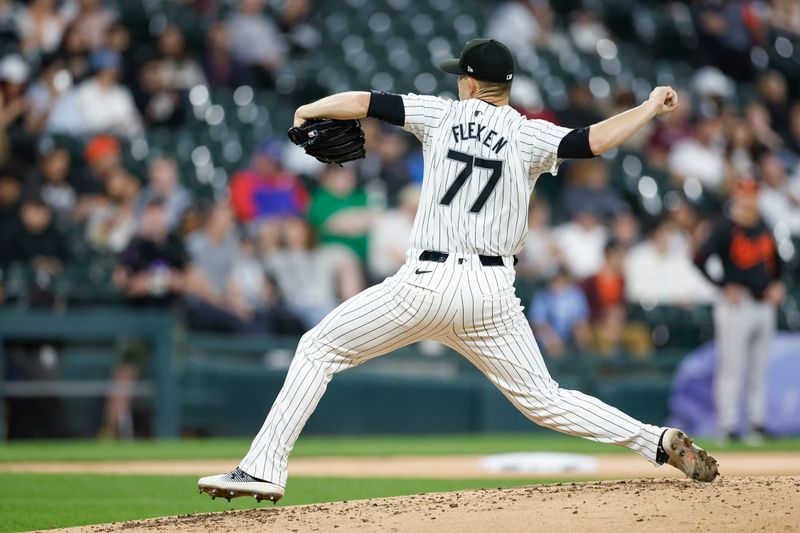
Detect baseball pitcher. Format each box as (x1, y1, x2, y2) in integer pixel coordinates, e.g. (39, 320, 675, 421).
(199, 39, 718, 503)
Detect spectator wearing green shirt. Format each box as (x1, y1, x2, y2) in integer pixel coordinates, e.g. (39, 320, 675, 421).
(308, 165, 375, 263)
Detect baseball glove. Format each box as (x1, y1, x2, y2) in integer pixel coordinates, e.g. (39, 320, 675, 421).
(287, 118, 366, 165)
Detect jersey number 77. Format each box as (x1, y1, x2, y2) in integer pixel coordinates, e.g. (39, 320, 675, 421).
(440, 149, 504, 214)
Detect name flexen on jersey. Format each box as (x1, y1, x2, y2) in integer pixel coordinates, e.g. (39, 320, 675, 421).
(450, 121, 509, 154)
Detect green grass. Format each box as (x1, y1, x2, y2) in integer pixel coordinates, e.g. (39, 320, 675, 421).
(0, 473, 556, 533)
(2, 433, 800, 463)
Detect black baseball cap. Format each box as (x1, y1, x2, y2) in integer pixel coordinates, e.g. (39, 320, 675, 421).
(440, 38, 514, 84)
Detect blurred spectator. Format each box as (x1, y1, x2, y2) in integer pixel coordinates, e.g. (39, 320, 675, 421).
(744, 101, 783, 153)
(226, 0, 286, 86)
(1, 54, 35, 162)
(155, 25, 206, 91)
(625, 218, 715, 306)
(757, 152, 800, 235)
(769, 0, 800, 38)
(85, 168, 139, 253)
(517, 198, 560, 281)
(133, 59, 184, 128)
(646, 89, 693, 169)
(581, 241, 651, 356)
(558, 84, 603, 128)
(24, 55, 67, 135)
(24, 146, 75, 223)
(79, 134, 121, 196)
(757, 70, 790, 140)
(610, 212, 641, 249)
(510, 76, 557, 123)
(667, 112, 726, 193)
(487, 0, 568, 57)
(369, 184, 419, 280)
(230, 141, 308, 224)
(665, 193, 705, 250)
(184, 202, 268, 333)
(568, 9, 609, 54)
(0, 164, 23, 268)
(309, 165, 375, 263)
(0, 0, 21, 46)
(16, 0, 65, 55)
(553, 211, 607, 279)
(265, 217, 363, 329)
(724, 117, 756, 179)
(8, 197, 69, 278)
(352, 118, 383, 185)
(68, 0, 117, 51)
(694, 0, 754, 80)
(202, 20, 253, 88)
(113, 199, 188, 307)
(105, 197, 188, 439)
(562, 159, 627, 222)
(528, 268, 592, 357)
(227, 236, 305, 336)
(277, 0, 319, 53)
(55, 23, 90, 83)
(104, 22, 134, 87)
(377, 129, 413, 206)
(134, 157, 191, 232)
(47, 49, 142, 136)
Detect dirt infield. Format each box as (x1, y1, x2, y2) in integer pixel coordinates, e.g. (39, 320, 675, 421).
(4, 451, 800, 479)
(55, 476, 799, 533)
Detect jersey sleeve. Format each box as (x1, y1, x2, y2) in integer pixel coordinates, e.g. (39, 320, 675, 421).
(521, 119, 573, 177)
(400, 93, 450, 144)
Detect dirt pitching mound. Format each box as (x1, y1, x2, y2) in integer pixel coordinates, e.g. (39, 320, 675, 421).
(58, 476, 799, 533)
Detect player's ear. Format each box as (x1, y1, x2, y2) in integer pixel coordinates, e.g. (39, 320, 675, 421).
(467, 76, 479, 98)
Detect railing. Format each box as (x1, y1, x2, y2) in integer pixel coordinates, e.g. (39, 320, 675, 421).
(0, 308, 177, 440)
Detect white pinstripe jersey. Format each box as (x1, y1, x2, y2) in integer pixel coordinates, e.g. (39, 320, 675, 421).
(401, 93, 571, 257)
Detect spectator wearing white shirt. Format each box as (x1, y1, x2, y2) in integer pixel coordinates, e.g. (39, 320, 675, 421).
(16, 0, 65, 55)
(517, 198, 560, 281)
(47, 49, 142, 137)
(667, 113, 726, 193)
(486, 1, 568, 58)
(568, 9, 610, 54)
(625, 219, 716, 307)
(554, 211, 608, 279)
(757, 152, 800, 235)
(368, 184, 419, 280)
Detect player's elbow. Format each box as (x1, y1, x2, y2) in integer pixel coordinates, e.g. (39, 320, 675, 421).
(587, 126, 608, 156)
(352, 91, 372, 117)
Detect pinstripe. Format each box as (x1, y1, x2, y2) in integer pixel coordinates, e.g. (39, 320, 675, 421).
(237, 95, 666, 486)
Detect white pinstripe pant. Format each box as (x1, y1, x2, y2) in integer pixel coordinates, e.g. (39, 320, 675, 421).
(240, 250, 665, 486)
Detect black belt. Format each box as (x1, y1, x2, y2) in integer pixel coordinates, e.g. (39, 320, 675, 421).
(419, 250, 518, 267)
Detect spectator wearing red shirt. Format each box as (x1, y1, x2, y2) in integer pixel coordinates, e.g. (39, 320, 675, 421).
(581, 241, 651, 356)
(230, 140, 309, 225)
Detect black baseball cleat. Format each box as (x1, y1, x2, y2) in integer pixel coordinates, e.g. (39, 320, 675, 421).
(657, 428, 719, 482)
(198, 467, 285, 503)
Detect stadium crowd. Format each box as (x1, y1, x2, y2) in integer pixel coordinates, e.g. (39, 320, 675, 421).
(0, 0, 799, 362)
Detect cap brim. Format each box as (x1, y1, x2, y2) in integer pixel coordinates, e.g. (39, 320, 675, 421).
(439, 58, 463, 75)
